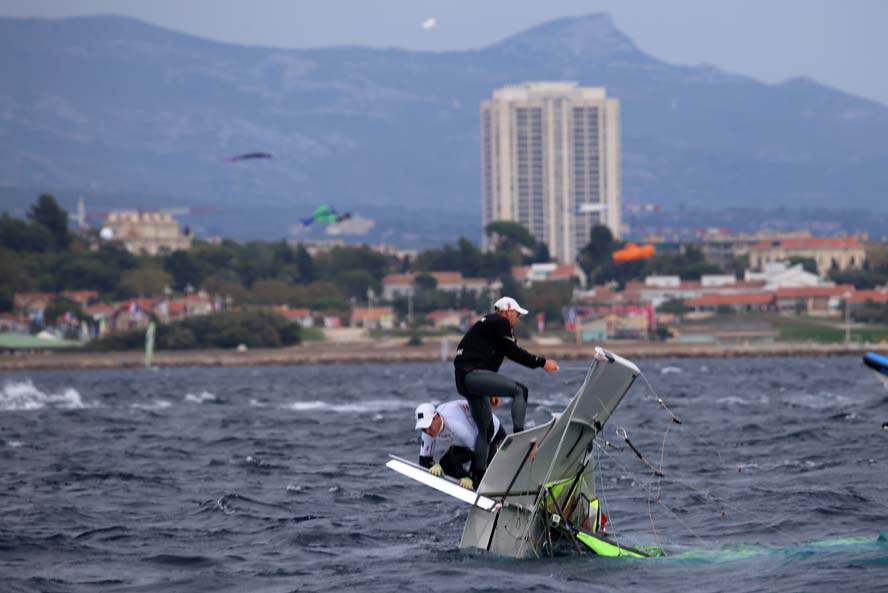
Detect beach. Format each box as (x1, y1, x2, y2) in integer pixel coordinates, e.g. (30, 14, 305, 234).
(1, 338, 885, 371)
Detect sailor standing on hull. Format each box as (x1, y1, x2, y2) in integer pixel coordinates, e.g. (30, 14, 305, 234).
(454, 296, 560, 485)
(414, 399, 506, 489)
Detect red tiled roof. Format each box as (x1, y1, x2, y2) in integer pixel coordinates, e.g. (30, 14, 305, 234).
(426, 309, 476, 320)
(383, 271, 477, 287)
(849, 289, 888, 304)
(383, 273, 415, 286)
(430, 271, 463, 285)
(273, 306, 311, 319)
(14, 291, 99, 306)
(166, 301, 186, 315)
(686, 292, 775, 307)
(775, 285, 854, 298)
(750, 237, 864, 250)
(551, 264, 581, 279)
(84, 303, 117, 315)
(61, 290, 99, 302)
(13, 292, 54, 305)
(352, 306, 394, 320)
(729, 280, 768, 290)
(628, 280, 704, 291)
(119, 298, 160, 310)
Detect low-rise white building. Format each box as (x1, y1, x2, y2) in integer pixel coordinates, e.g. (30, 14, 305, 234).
(744, 261, 826, 290)
(512, 263, 587, 287)
(382, 272, 489, 300)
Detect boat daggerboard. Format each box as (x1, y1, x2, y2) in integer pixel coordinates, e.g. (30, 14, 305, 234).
(386, 456, 498, 512)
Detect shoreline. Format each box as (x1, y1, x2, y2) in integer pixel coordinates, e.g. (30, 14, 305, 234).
(1, 340, 885, 371)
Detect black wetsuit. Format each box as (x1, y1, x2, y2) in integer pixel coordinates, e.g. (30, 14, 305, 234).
(454, 313, 546, 482)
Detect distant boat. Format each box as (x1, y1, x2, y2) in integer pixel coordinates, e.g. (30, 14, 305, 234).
(863, 352, 888, 376)
(863, 352, 888, 394)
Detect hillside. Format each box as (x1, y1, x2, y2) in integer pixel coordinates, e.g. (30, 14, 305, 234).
(2, 13, 887, 242)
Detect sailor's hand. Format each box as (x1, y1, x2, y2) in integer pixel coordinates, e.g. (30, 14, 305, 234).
(544, 359, 560, 372)
(429, 463, 443, 477)
(459, 477, 474, 490)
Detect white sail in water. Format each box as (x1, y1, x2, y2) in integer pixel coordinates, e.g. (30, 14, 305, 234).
(458, 348, 640, 558)
(145, 321, 156, 369)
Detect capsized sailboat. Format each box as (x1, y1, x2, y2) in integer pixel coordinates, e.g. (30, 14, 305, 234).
(387, 347, 664, 559)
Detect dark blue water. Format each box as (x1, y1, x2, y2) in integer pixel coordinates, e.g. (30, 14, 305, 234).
(2, 356, 887, 593)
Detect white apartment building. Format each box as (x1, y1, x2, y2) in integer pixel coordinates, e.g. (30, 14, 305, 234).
(481, 82, 621, 263)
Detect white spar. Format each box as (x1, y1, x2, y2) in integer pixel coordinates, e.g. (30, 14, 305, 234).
(386, 456, 498, 512)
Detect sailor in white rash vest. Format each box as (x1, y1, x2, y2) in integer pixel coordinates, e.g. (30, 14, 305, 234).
(414, 399, 506, 490)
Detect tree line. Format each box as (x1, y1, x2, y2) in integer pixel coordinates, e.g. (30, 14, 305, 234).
(21, 194, 885, 324)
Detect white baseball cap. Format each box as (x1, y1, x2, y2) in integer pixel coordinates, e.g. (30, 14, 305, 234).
(494, 296, 528, 316)
(414, 403, 437, 430)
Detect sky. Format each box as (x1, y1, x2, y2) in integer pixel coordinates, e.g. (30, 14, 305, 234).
(1, 0, 886, 107)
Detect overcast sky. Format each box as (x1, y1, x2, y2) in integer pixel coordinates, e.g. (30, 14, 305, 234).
(2, 0, 886, 106)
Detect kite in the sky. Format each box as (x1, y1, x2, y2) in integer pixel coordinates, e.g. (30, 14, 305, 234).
(226, 152, 273, 162)
(612, 243, 656, 263)
(300, 205, 352, 226)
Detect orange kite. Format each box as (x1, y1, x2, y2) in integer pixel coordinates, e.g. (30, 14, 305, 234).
(612, 243, 655, 263)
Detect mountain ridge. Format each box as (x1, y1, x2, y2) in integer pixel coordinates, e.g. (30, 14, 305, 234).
(1, 13, 886, 243)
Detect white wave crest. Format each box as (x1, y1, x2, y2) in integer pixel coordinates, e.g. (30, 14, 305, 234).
(716, 394, 771, 406)
(286, 399, 415, 413)
(785, 391, 853, 410)
(131, 400, 172, 411)
(184, 391, 216, 403)
(0, 380, 86, 411)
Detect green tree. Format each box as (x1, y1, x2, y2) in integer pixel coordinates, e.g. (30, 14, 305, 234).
(27, 194, 70, 250)
(119, 265, 172, 298)
(316, 245, 391, 281)
(787, 256, 818, 275)
(578, 225, 620, 284)
(485, 221, 536, 250)
(51, 253, 122, 293)
(289, 281, 347, 310)
(250, 279, 293, 305)
(414, 273, 438, 291)
(164, 250, 204, 291)
(202, 273, 250, 304)
(656, 298, 687, 315)
(43, 296, 82, 326)
(0, 213, 52, 252)
(294, 244, 317, 283)
(333, 269, 379, 300)
(829, 268, 888, 289)
(485, 221, 536, 265)
(414, 243, 460, 272)
(522, 282, 573, 327)
(529, 241, 551, 264)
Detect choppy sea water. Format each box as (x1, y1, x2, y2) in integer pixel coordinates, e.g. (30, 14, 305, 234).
(1, 356, 887, 593)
